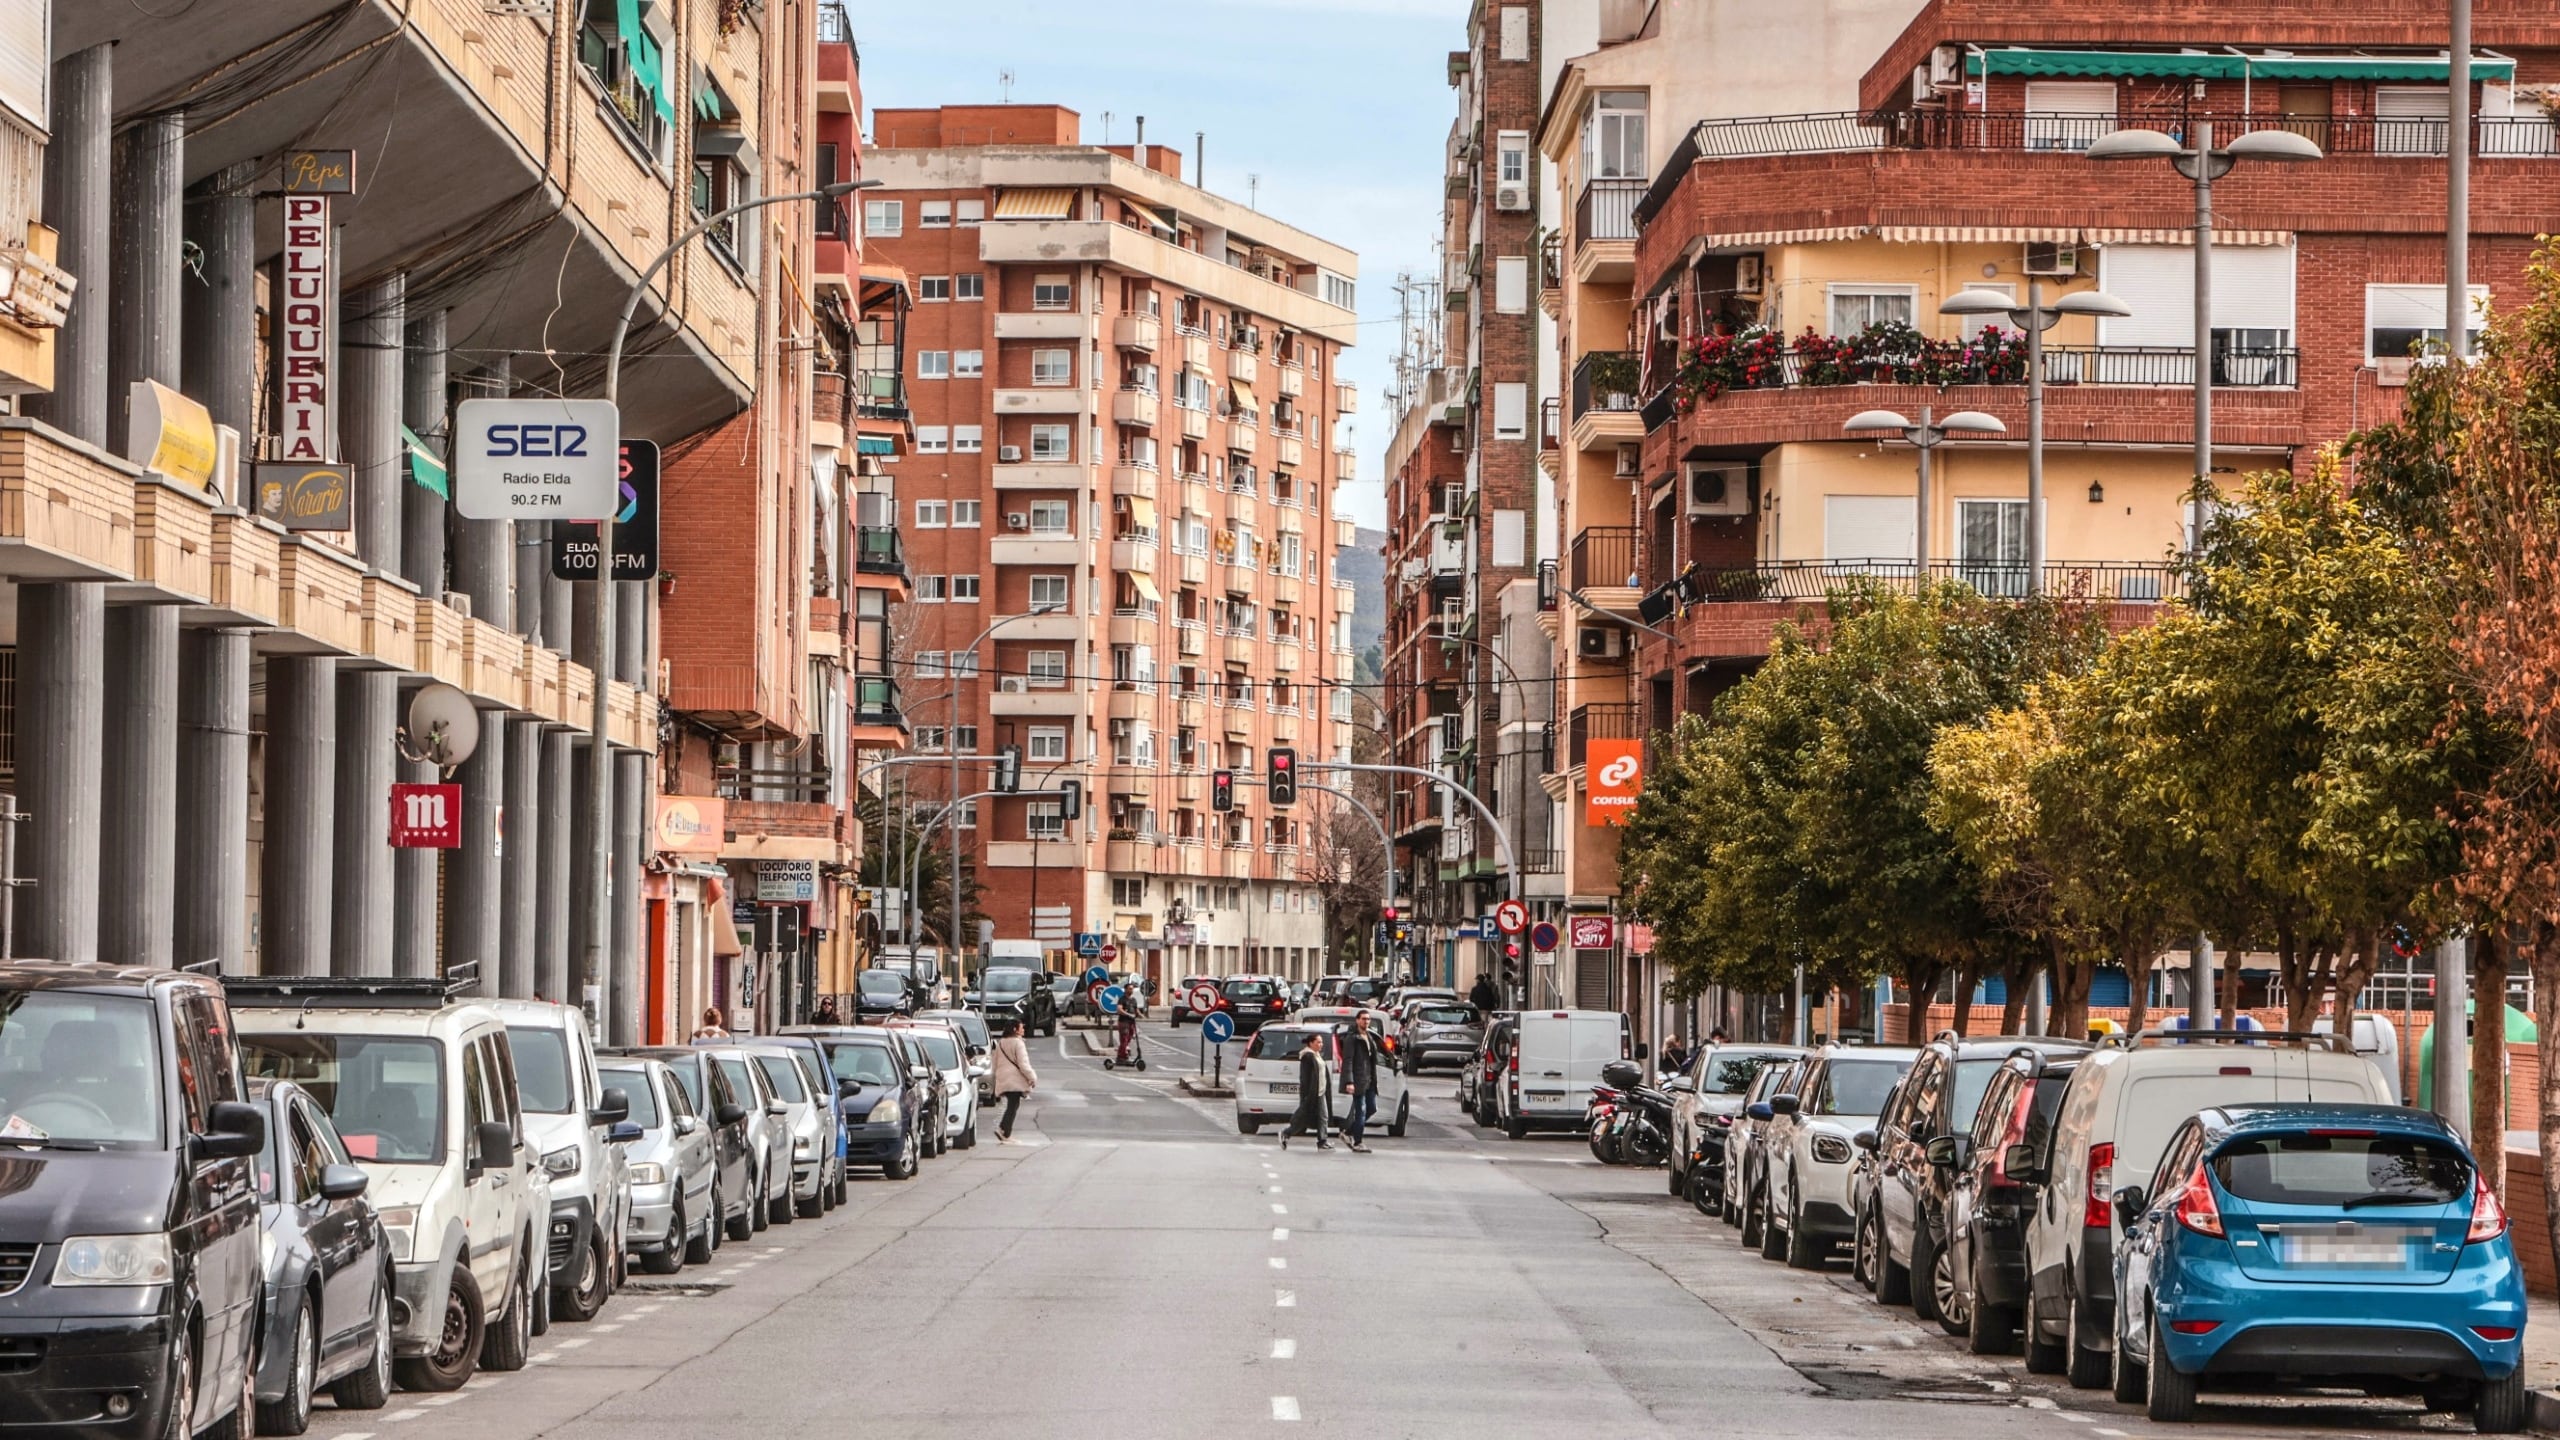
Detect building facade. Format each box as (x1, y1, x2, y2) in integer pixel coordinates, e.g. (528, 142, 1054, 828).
(864, 105, 1360, 990)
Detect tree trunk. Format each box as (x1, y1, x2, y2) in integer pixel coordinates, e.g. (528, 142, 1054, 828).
(1949, 962, 1981, 1038)
(1998, 958, 2030, 1037)
(2527, 921, 2560, 1297)
(2051, 950, 2095, 1039)
(2473, 931, 2509, 1197)
(2122, 943, 2154, 1039)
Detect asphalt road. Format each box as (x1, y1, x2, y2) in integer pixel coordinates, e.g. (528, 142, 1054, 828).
(291, 1025, 2505, 1438)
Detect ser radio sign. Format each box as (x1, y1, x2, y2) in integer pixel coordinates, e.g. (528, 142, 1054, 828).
(452, 398, 619, 521)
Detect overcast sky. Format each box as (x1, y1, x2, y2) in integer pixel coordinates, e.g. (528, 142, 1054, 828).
(855, 0, 1463, 528)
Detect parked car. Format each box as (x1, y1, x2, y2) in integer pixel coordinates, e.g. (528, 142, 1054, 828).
(853, 968, 919, 1022)
(615, 1047, 763, 1242)
(2108, 1103, 2525, 1431)
(1217, 976, 1287, 1034)
(870, 952, 948, 1008)
(2018, 1029, 2396, 1388)
(787, 1027, 925, 1179)
(1864, 1034, 2088, 1332)
(596, 1058, 719, 1274)
(1384, 985, 1459, 1017)
(1233, 1021, 1409, 1136)
(1312, 974, 1389, 1007)
(883, 1027, 950, 1157)
(1495, 1009, 1638, 1140)
(1943, 1047, 2084, 1355)
(889, 1018, 980, 1151)
(1761, 1045, 1916, 1267)
(740, 1042, 838, 1218)
(0, 962, 268, 1438)
(917, 1008, 994, 1104)
(486, 998, 632, 1324)
(1400, 1001, 1484, 1074)
(1725, 1058, 1807, 1233)
(1460, 1014, 1517, 1124)
(968, 966, 1059, 1037)
(1168, 974, 1219, 1025)
(702, 1047, 797, 1227)
(234, 975, 546, 1394)
(739, 1033, 849, 1208)
(1667, 1044, 1805, 1206)
(248, 1077, 393, 1433)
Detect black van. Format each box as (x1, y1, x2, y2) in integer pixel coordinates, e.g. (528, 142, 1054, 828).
(0, 961, 267, 1437)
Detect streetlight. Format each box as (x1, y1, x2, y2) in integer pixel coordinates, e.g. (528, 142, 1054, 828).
(947, 602, 1065, 974)
(2084, 123, 2320, 557)
(585, 176, 878, 1037)
(1841, 408, 2008, 578)
(1938, 286, 2132, 595)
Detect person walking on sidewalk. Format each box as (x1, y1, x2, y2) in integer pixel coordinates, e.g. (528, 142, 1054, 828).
(1468, 974, 1501, 1014)
(1339, 1013, 1381, 1152)
(990, 1019, 1039, 1143)
(1280, 1033, 1333, 1151)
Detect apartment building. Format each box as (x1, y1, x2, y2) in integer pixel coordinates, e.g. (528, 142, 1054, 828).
(863, 105, 1360, 989)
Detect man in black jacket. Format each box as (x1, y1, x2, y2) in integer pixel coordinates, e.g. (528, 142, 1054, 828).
(1339, 1013, 1381, 1152)
(1468, 974, 1501, 1013)
(1280, 1033, 1332, 1150)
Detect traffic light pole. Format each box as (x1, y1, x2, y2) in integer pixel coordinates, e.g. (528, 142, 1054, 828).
(1309, 762, 1519, 903)
(1302, 780, 1396, 970)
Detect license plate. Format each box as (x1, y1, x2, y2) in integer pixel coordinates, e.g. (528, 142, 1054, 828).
(1269, 1081, 1298, 1094)
(2269, 1226, 2419, 1266)
(1528, 1090, 1566, 1100)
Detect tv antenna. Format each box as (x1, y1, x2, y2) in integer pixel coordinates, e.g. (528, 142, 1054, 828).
(1248, 173, 1261, 211)
(999, 69, 1015, 102)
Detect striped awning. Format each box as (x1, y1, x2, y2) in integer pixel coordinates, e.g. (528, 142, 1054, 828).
(1711, 224, 2292, 248)
(993, 187, 1076, 220)
(1122, 495, 1158, 528)
(857, 434, 896, 456)
(1128, 571, 1162, 603)
(1967, 48, 2517, 84)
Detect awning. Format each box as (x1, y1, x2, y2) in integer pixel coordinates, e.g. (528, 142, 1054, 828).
(1123, 494, 1158, 527)
(399, 424, 448, 497)
(993, 187, 1075, 220)
(1230, 381, 1256, 410)
(1966, 47, 2516, 83)
(711, 910, 745, 958)
(1128, 571, 1162, 603)
(615, 0, 674, 124)
(857, 434, 896, 456)
(1712, 223, 2292, 248)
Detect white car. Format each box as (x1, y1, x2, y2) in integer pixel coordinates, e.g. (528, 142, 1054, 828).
(890, 1018, 979, 1150)
(1497, 1009, 1631, 1139)
(1233, 1021, 1409, 1137)
(1763, 1046, 1917, 1269)
(233, 979, 550, 1394)
(918, 1008, 995, 1104)
(485, 998, 632, 1324)
(1667, 1044, 1806, 1205)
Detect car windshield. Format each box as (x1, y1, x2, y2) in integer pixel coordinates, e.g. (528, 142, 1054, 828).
(981, 970, 1035, 996)
(1700, 1052, 1785, 1096)
(1811, 1059, 1905, 1117)
(663, 1058, 704, 1110)
(600, 1069, 660, 1127)
(2212, 1131, 2471, 1208)
(857, 972, 907, 998)
(1950, 1058, 2003, 1132)
(1247, 1028, 1317, 1061)
(1226, 980, 1276, 1000)
(753, 1054, 808, 1103)
(714, 1058, 760, 1104)
(1415, 1005, 1477, 1026)
(504, 1025, 575, 1114)
(937, 1013, 991, 1049)
(826, 1043, 903, 1087)
(243, 1034, 443, 1164)
(902, 1030, 962, 1069)
(0, 990, 165, 1148)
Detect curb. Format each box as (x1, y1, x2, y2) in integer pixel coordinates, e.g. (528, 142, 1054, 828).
(1177, 1076, 1234, 1099)
(2531, 1388, 2560, 1433)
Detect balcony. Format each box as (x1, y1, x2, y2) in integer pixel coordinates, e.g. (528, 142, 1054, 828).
(1110, 538, 1157, 574)
(1176, 620, 1206, 657)
(1568, 526, 1640, 598)
(1229, 351, 1258, 384)
(994, 387, 1089, 416)
(1230, 425, 1256, 456)
(1181, 407, 1210, 441)
(1275, 364, 1304, 399)
(1570, 351, 1644, 452)
(1336, 382, 1357, 414)
(856, 371, 908, 422)
(990, 682, 1082, 717)
(1114, 313, 1162, 352)
(1180, 552, 1207, 586)
(993, 461, 1088, 490)
(1113, 389, 1160, 427)
(854, 525, 906, 579)
(1572, 179, 1642, 283)
(993, 311, 1088, 340)
(1665, 332, 2298, 410)
(852, 676, 907, 739)
(1111, 465, 1157, 500)
(1679, 108, 2560, 163)
(1643, 557, 2185, 609)
(1223, 634, 1255, 667)
(989, 533, 1080, 567)
(1565, 703, 1642, 769)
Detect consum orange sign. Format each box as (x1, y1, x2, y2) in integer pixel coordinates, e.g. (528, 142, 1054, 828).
(1584, 738, 1643, 828)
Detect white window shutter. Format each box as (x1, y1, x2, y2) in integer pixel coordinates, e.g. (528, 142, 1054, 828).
(1494, 256, 1528, 315)
(1492, 382, 1528, 438)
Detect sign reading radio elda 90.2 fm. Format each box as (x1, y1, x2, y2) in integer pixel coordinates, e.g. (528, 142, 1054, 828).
(550, 440, 660, 580)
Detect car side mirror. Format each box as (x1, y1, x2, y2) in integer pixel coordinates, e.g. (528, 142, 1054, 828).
(674, 1116, 701, 1136)
(716, 1103, 750, 1127)
(476, 1120, 515, 1175)
(316, 1162, 369, 1202)
(607, 1121, 644, 1145)
(968, 1045, 988, 1059)
(193, 1100, 266, 1161)
(1853, 1129, 1880, 1153)
(2003, 1143, 2048, 1187)
(589, 1087, 631, 1127)
(766, 1100, 789, 1117)
(2112, 1184, 2149, 1229)
(1768, 1094, 1799, 1116)
(1924, 1135, 1968, 1170)
(911, 1065, 933, 1081)
(838, 1078, 865, 1098)
(1746, 1102, 1774, 1123)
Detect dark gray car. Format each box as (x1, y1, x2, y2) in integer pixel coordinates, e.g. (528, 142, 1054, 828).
(249, 1078, 392, 1434)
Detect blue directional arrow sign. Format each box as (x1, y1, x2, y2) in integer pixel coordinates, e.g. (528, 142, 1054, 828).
(1097, 984, 1125, 1015)
(1200, 1011, 1236, 1045)
(1083, 964, 1111, 987)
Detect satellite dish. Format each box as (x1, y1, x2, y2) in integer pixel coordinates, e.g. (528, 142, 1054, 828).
(404, 683, 480, 768)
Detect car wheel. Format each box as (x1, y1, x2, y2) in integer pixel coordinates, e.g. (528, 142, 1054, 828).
(2144, 1309, 2198, 1422)
(749, 1167, 771, 1231)
(2065, 1277, 2109, 1390)
(1910, 1224, 1944, 1321)
(395, 1265, 483, 1392)
(886, 1129, 919, 1180)
(159, 1321, 194, 1440)
(1851, 1204, 1880, 1294)
(1503, 1114, 1528, 1141)
(1875, 1212, 1912, 1305)
(2109, 1307, 2147, 1403)
(1739, 1180, 1765, 1250)
(1758, 1183, 1789, 1261)
(197, 1331, 256, 1440)
(479, 1255, 532, 1372)
(559, 1231, 610, 1321)
(1239, 1115, 1262, 1135)
(255, 1293, 315, 1435)
(529, 1262, 551, 1337)
(2475, 1370, 2529, 1434)
(1689, 1165, 1720, 1218)
(1929, 1239, 1969, 1336)
(643, 1201, 686, 1274)
(1388, 1093, 1410, 1138)
(2022, 1311, 2067, 1375)
(330, 1283, 393, 1411)
(1966, 1248, 2015, 1356)
(1782, 1184, 1821, 1269)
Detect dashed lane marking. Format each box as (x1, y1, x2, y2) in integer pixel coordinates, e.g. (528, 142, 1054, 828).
(417, 1396, 460, 1407)
(1275, 1289, 1296, 1307)
(554, 1337, 591, 1350)
(381, 1409, 425, 1423)
(1269, 1256, 1287, 1269)
(1271, 1397, 1301, 1421)
(1272, 1228, 1289, 1241)
(1272, 1204, 1287, 1215)
(1271, 1339, 1296, 1360)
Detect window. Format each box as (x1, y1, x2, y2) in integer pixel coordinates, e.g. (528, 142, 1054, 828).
(919, 275, 952, 302)
(953, 425, 983, 454)
(864, 200, 902, 236)
(917, 575, 947, 602)
(951, 574, 981, 603)
(914, 426, 949, 454)
(1029, 424, 1072, 461)
(955, 273, 984, 301)
(1319, 270, 1355, 310)
(955, 199, 985, 226)
(954, 349, 984, 378)
(1828, 284, 1917, 336)
(917, 351, 951, 379)
(954, 725, 979, 752)
(915, 499, 948, 527)
(952, 499, 983, 526)
(2367, 283, 2488, 361)
(2021, 82, 2118, 152)
(1029, 574, 1070, 609)
(1029, 650, 1067, 686)
(690, 139, 754, 267)
(921, 200, 952, 228)
(1033, 275, 1073, 310)
(1028, 727, 1068, 762)
(1027, 801, 1065, 838)
(1497, 131, 1528, 185)
(955, 799, 979, 829)
(1492, 382, 1528, 440)
(950, 649, 980, 677)
(1824, 494, 1916, 571)
(1493, 255, 1528, 315)
(1028, 500, 1070, 534)
(815, 144, 844, 237)
(1586, 92, 1648, 179)
(1111, 878, 1147, 907)
(1032, 348, 1073, 386)
(575, 16, 674, 162)
(914, 725, 945, 751)
(915, 651, 947, 679)
(2376, 86, 2451, 156)
(1955, 500, 2030, 597)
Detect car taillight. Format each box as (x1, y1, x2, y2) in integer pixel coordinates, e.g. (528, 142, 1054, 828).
(2173, 1165, 2223, 1238)
(2082, 1142, 2115, 1229)
(1510, 1048, 1520, 1074)
(2474, 1326, 2520, 1342)
(2468, 1171, 2510, 1243)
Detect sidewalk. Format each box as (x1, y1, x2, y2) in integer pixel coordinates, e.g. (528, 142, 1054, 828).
(2526, 1294, 2560, 1428)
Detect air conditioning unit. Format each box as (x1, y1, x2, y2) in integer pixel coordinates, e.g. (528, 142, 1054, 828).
(1495, 184, 1529, 212)
(999, 445, 1023, 462)
(1576, 626, 1625, 660)
(1686, 462, 1750, 517)
(1929, 44, 1962, 87)
(2024, 242, 2080, 278)
(1733, 253, 1764, 298)
(998, 677, 1028, 694)
(1613, 444, 1640, 479)
(1006, 512, 1029, 530)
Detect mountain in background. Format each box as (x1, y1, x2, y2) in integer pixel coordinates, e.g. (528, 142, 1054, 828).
(1340, 526, 1387, 660)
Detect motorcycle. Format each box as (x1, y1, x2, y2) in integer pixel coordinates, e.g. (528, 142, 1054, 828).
(1686, 1116, 1733, 1214)
(1586, 1083, 1625, 1164)
(1598, 1060, 1673, 1168)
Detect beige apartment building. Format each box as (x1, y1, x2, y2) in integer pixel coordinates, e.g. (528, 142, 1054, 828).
(863, 105, 1361, 988)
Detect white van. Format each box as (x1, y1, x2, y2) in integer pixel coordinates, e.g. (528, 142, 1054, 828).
(232, 976, 550, 1393)
(2015, 1031, 2395, 1387)
(1498, 1009, 1634, 1139)
(484, 998, 632, 1323)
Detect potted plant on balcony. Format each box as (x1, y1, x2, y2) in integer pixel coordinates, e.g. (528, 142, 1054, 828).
(1583, 350, 1641, 410)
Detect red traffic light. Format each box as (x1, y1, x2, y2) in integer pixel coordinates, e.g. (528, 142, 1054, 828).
(1381, 906, 1398, 921)
(1504, 943, 1520, 959)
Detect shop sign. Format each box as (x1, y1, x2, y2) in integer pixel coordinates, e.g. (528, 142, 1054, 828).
(275, 194, 334, 463)
(280, 149, 357, 194)
(653, 794, 725, 853)
(756, 860, 818, 904)
(387, 782, 461, 848)
(255, 462, 351, 530)
(1568, 915, 1617, 951)
(1583, 738, 1643, 828)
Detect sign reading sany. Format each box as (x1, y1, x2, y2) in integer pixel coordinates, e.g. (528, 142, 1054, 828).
(388, 783, 462, 849)
(453, 398, 619, 521)
(1568, 915, 1618, 952)
(1583, 738, 1644, 828)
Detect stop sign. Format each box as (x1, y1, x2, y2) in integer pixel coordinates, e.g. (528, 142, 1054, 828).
(1099, 942, 1119, 966)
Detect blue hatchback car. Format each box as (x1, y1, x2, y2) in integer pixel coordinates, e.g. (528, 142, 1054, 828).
(2109, 1103, 2525, 1431)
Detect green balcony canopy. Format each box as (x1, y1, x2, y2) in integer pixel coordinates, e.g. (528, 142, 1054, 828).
(614, 0, 674, 124)
(400, 424, 448, 498)
(857, 434, 896, 456)
(1966, 48, 2516, 83)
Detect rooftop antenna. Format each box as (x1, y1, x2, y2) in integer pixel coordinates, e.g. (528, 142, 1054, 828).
(1248, 173, 1261, 211)
(999, 68, 1015, 102)
(1101, 111, 1114, 142)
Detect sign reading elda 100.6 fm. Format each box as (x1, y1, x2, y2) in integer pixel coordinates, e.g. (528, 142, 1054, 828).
(452, 398, 619, 521)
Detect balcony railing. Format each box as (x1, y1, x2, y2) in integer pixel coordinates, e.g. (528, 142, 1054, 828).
(1574, 178, 1643, 246)
(1566, 703, 1641, 768)
(1539, 395, 1561, 449)
(854, 676, 904, 729)
(856, 370, 908, 421)
(1672, 333, 2297, 406)
(718, 763, 833, 803)
(1676, 108, 2560, 163)
(854, 525, 905, 576)
(1573, 350, 1641, 419)
(1568, 526, 1639, 591)
(1643, 557, 2186, 610)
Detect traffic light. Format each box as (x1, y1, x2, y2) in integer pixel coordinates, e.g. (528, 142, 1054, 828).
(1267, 747, 1297, 805)
(1381, 906, 1398, 922)
(1211, 768, 1235, 812)
(992, 744, 1022, 793)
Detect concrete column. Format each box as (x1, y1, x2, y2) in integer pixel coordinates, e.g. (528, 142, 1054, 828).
(611, 751, 647, 1046)
(331, 669, 397, 975)
(514, 523, 546, 647)
(567, 738, 596, 998)
(500, 717, 540, 997)
(537, 727, 573, 1003)
(31, 47, 109, 447)
(543, 529, 571, 655)
(570, 580, 599, 673)
(181, 163, 260, 442)
(175, 629, 250, 972)
(344, 274, 405, 576)
(445, 710, 506, 991)
(261, 657, 338, 976)
(402, 311, 450, 599)
(614, 581, 646, 684)
(391, 751, 440, 979)
(108, 109, 185, 436)
(19, 585, 103, 962)
(450, 363, 512, 629)
(99, 605, 177, 966)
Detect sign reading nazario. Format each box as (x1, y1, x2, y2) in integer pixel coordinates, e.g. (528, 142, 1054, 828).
(1583, 738, 1644, 828)
(274, 193, 335, 464)
(453, 397, 619, 521)
(652, 795, 726, 853)
(255, 462, 352, 531)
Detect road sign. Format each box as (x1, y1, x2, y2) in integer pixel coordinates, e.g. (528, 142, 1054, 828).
(1529, 920, 1560, 954)
(1097, 985, 1125, 1015)
(1201, 1012, 1236, 1045)
(551, 439, 660, 579)
(1098, 943, 1119, 967)
(388, 783, 461, 848)
(1074, 932, 1104, 958)
(1189, 983, 1222, 1014)
(1568, 915, 1618, 950)
(1084, 964, 1111, 987)
(1494, 899, 1529, 935)
(453, 398, 619, 520)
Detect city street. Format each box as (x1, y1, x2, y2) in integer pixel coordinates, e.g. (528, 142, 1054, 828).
(274, 1029, 2506, 1440)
